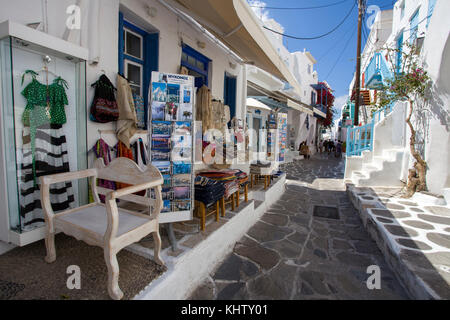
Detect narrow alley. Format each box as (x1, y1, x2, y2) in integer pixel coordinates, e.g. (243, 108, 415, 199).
(190, 154, 409, 300)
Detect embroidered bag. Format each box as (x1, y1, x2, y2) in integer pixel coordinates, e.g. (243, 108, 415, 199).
(90, 74, 119, 123)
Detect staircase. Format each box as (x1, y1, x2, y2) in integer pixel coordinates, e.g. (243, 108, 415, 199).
(349, 148, 405, 187)
(345, 101, 408, 187)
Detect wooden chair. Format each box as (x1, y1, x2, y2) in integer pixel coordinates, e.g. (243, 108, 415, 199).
(40, 158, 165, 300)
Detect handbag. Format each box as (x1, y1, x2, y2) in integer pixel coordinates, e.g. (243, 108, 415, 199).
(90, 74, 119, 123)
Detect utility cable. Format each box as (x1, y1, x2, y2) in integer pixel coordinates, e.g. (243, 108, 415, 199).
(249, 0, 350, 10)
(263, 0, 357, 40)
(324, 29, 355, 79)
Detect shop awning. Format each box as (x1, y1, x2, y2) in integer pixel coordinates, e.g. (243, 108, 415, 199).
(249, 96, 289, 112)
(166, 0, 301, 93)
(247, 97, 272, 111)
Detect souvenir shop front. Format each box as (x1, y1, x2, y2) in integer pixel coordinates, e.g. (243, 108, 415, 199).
(0, 0, 298, 248)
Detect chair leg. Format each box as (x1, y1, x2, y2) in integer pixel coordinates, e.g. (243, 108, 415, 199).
(200, 202, 206, 231)
(152, 231, 165, 266)
(104, 247, 123, 300)
(244, 184, 248, 202)
(221, 197, 225, 217)
(215, 201, 220, 222)
(44, 230, 56, 263)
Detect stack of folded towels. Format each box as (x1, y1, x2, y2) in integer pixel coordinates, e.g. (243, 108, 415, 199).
(194, 176, 226, 207)
(197, 170, 244, 199)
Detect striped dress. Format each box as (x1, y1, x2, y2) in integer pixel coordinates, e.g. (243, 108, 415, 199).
(18, 74, 74, 230)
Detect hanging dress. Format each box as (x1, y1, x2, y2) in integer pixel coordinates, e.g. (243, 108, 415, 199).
(19, 71, 74, 229)
(92, 139, 116, 203)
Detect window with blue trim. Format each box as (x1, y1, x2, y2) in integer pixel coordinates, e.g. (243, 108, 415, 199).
(119, 12, 159, 129)
(396, 32, 404, 73)
(181, 44, 210, 88)
(409, 9, 419, 44)
(427, 0, 437, 28)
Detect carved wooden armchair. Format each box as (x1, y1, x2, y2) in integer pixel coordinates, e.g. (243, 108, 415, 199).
(40, 157, 165, 300)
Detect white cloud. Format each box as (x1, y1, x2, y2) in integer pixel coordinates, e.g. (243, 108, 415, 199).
(333, 95, 349, 119)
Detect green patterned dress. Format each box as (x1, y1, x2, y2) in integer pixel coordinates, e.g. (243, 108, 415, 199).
(19, 71, 74, 229)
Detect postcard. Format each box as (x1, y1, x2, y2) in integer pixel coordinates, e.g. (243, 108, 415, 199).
(173, 200, 191, 212)
(161, 200, 171, 213)
(152, 82, 167, 102)
(151, 102, 166, 121)
(173, 121, 191, 135)
(173, 187, 190, 200)
(161, 188, 172, 200)
(177, 103, 193, 121)
(172, 134, 191, 148)
(152, 148, 171, 161)
(173, 161, 191, 175)
(153, 161, 171, 175)
(172, 147, 192, 161)
(162, 174, 172, 188)
(172, 174, 191, 187)
(183, 86, 192, 104)
(152, 121, 171, 135)
(165, 102, 179, 121)
(152, 135, 171, 149)
(167, 83, 180, 103)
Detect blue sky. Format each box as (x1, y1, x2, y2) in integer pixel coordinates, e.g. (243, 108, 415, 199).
(248, 0, 396, 115)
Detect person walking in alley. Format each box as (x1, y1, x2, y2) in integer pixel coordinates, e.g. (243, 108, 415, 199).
(319, 140, 324, 154)
(335, 140, 343, 158)
(299, 141, 310, 159)
(328, 140, 334, 155)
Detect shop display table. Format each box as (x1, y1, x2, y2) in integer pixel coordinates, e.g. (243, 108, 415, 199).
(250, 163, 276, 190)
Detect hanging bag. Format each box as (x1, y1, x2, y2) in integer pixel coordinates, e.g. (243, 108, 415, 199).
(90, 74, 119, 123)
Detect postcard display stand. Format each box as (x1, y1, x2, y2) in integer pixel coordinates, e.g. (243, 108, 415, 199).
(278, 113, 288, 163)
(148, 72, 195, 224)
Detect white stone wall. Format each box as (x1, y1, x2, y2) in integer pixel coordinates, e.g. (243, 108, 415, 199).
(0, 0, 247, 166)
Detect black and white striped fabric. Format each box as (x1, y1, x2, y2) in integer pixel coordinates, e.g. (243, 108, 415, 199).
(18, 124, 74, 229)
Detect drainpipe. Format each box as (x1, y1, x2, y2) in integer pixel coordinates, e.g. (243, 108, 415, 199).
(41, 0, 48, 33)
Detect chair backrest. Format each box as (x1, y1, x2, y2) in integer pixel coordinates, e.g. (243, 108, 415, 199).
(94, 157, 162, 185)
(93, 158, 163, 210)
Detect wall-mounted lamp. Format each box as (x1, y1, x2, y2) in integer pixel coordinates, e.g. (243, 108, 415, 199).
(146, 6, 157, 18)
(229, 62, 237, 69)
(197, 40, 206, 49)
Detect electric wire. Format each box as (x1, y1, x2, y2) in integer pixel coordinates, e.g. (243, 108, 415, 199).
(249, 0, 350, 10)
(324, 29, 355, 79)
(263, 0, 357, 40)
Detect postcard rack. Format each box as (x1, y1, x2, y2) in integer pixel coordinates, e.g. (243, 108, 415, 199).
(148, 72, 195, 224)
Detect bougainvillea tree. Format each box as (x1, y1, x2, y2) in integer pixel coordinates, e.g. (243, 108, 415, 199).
(375, 44, 431, 197)
(316, 82, 335, 128)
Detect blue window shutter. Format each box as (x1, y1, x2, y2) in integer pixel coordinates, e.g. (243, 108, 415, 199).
(427, 0, 437, 28)
(118, 12, 124, 75)
(224, 74, 237, 123)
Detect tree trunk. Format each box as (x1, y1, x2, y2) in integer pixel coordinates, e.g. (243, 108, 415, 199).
(405, 99, 427, 197)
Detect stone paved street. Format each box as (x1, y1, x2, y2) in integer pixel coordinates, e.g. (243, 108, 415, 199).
(189, 154, 409, 300)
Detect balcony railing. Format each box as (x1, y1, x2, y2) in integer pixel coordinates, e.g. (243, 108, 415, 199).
(346, 102, 396, 156)
(365, 53, 393, 89)
(346, 122, 375, 156)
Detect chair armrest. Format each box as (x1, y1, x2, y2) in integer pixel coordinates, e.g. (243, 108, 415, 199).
(107, 179, 163, 200)
(40, 169, 97, 185)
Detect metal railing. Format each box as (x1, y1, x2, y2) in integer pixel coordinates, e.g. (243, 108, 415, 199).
(365, 53, 393, 89)
(346, 102, 395, 156)
(346, 122, 375, 156)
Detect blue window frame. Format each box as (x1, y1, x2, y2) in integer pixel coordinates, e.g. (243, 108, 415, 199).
(224, 73, 237, 124)
(427, 0, 437, 28)
(410, 9, 419, 44)
(396, 32, 404, 73)
(119, 12, 159, 129)
(181, 44, 210, 88)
